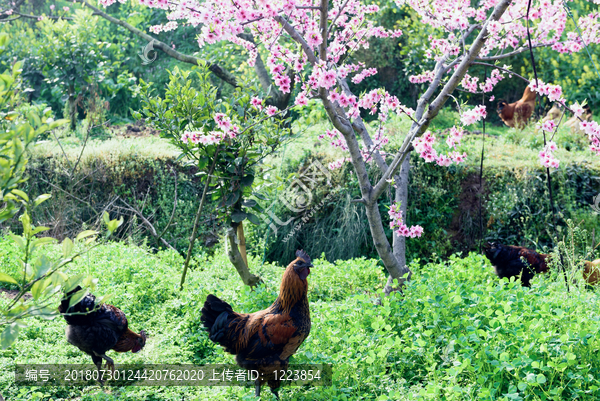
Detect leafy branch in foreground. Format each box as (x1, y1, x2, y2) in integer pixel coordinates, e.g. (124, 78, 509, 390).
(0, 31, 124, 349)
(135, 65, 293, 288)
(0, 205, 123, 349)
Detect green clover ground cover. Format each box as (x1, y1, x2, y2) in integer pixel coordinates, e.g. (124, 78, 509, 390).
(2, 239, 600, 400)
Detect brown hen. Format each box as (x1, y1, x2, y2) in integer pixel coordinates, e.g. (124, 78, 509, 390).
(497, 86, 536, 129)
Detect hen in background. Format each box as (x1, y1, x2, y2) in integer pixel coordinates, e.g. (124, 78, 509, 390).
(497, 86, 536, 129)
(484, 242, 549, 287)
(565, 104, 593, 134)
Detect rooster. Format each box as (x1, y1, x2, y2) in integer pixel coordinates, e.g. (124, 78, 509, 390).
(59, 286, 147, 379)
(201, 250, 313, 399)
(484, 243, 549, 287)
(497, 86, 536, 129)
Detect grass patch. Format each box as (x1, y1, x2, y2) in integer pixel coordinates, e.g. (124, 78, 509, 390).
(2, 239, 600, 400)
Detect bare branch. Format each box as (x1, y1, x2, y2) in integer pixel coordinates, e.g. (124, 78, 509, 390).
(274, 15, 319, 65)
(471, 61, 530, 83)
(476, 43, 548, 61)
(328, 0, 350, 36)
(0, 0, 25, 15)
(14, 12, 73, 20)
(118, 197, 182, 255)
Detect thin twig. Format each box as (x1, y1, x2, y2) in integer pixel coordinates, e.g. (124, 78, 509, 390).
(180, 148, 221, 290)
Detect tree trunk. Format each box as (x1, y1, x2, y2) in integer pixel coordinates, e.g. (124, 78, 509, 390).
(364, 199, 409, 294)
(388, 154, 412, 292)
(226, 223, 261, 287)
(68, 94, 76, 131)
(237, 221, 249, 269)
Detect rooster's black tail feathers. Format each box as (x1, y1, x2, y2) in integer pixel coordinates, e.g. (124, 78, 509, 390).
(201, 294, 236, 345)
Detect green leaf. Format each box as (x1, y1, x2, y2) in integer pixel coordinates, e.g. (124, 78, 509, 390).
(62, 238, 74, 258)
(76, 230, 98, 241)
(20, 212, 31, 235)
(0, 321, 22, 349)
(31, 226, 50, 235)
(536, 374, 547, 384)
(34, 255, 52, 279)
(32, 237, 56, 247)
(0, 272, 17, 285)
(242, 199, 257, 208)
(252, 192, 267, 200)
(11, 189, 28, 202)
(102, 211, 110, 225)
(28, 306, 56, 320)
(240, 174, 254, 187)
(63, 273, 85, 292)
(33, 194, 52, 207)
(8, 234, 25, 250)
(247, 213, 260, 225)
(225, 192, 240, 206)
(231, 211, 247, 223)
(68, 288, 88, 309)
(31, 278, 49, 300)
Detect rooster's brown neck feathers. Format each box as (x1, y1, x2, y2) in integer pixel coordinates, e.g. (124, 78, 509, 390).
(277, 257, 309, 312)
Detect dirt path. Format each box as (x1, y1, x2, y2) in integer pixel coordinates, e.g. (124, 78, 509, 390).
(0, 288, 32, 300)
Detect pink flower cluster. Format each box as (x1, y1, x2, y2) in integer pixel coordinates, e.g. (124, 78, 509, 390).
(318, 129, 349, 152)
(460, 105, 487, 126)
(98, 0, 126, 6)
(388, 202, 424, 238)
(409, 70, 435, 84)
(250, 96, 263, 110)
(328, 157, 352, 170)
(581, 121, 600, 155)
(529, 81, 564, 103)
(351, 68, 378, 84)
(329, 91, 358, 108)
(150, 21, 179, 34)
(353, 89, 412, 123)
(180, 113, 241, 146)
(181, 131, 224, 145)
(570, 103, 585, 118)
(538, 119, 557, 133)
(413, 131, 467, 166)
(539, 141, 559, 169)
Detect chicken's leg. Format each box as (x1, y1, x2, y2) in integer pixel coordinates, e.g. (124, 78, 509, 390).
(91, 354, 104, 386)
(255, 381, 261, 398)
(94, 352, 115, 374)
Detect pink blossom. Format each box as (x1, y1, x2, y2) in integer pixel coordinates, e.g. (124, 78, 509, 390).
(540, 120, 556, 133)
(295, 93, 309, 107)
(250, 97, 263, 110)
(265, 106, 278, 116)
(460, 105, 487, 126)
